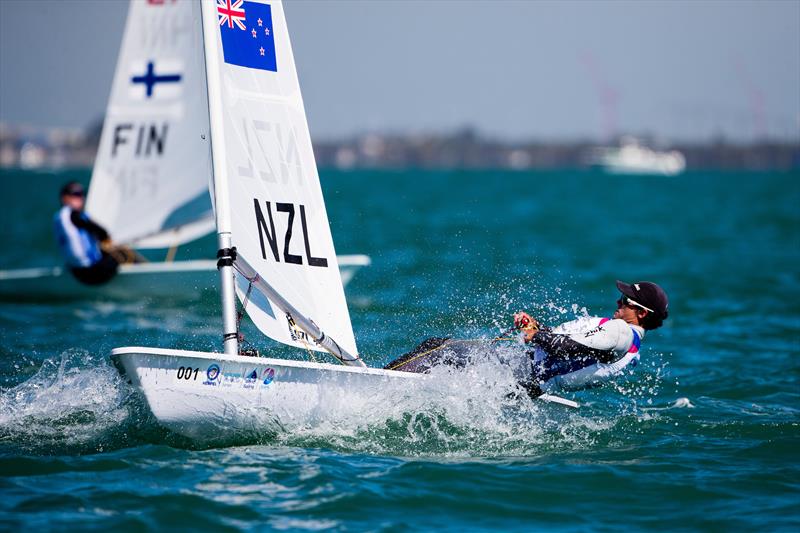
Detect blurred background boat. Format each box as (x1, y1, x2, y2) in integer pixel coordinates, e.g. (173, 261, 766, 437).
(588, 136, 686, 175)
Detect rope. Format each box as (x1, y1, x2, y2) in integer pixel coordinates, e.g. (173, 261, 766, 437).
(236, 280, 254, 333)
(385, 339, 452, 370)
(385, 335, 518, 371)
(235, 279, 258, 355)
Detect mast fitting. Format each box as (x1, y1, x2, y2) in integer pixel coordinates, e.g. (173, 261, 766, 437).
(216, 246, 237, 268)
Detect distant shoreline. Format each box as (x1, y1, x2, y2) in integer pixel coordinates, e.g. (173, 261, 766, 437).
(1, 123, 798, 171)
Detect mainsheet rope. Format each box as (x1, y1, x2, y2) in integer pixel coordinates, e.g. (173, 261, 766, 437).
(384, 334, 519, 371)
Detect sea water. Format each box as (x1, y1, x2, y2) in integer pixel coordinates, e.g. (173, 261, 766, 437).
(0, 168, 798, 531)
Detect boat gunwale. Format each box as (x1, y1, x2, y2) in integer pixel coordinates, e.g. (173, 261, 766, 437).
(111, 346, 423, 379)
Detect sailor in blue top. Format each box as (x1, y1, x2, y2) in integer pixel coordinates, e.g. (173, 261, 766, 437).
(514, 280, 669, 396)
(53, 182, 119, 285)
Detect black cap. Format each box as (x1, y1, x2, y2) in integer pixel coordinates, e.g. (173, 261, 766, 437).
(60, 181, 85, 197)
(616, 280, 669, 319)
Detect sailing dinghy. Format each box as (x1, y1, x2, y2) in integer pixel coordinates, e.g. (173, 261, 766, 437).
(112, 0, 575, 441)
(0, 0, 368, 300)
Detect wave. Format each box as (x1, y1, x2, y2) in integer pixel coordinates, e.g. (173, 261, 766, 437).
(0, 349, 160, 455)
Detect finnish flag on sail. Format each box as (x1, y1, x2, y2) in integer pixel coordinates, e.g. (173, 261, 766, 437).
(217, 0, 277, 72)
(128, 59, 183, 100)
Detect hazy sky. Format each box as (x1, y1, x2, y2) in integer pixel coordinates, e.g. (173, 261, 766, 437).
(1, 0, 798, 142)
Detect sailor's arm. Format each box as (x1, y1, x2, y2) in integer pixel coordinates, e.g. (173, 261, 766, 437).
(70, 210, 110, 242)
(516, 315, 633, 364)
(529, 331, 619, 364)
(572, 319, 634, 354)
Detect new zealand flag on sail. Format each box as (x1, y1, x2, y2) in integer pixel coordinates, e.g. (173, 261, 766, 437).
(217, 0, 277, 72)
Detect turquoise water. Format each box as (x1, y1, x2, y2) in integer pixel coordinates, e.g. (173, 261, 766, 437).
(1, 168, 798, 531)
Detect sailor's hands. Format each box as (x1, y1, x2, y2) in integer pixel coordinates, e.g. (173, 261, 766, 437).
(513, 311, 536, 329)
(513, 311, 539, 342)
(99, 240, 143, 264)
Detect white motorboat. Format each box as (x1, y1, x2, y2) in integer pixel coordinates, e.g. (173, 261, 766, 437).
(591, 137, 686, 176)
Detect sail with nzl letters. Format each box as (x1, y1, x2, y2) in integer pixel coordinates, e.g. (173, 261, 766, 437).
(202, 0, 358, 355)
(86, 0, 215, 249)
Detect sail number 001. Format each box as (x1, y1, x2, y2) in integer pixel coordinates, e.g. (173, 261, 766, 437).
(176, 366, 200, 380)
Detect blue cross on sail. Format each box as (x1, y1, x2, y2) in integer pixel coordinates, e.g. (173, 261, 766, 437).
(128, 59, 183, 100)
(217, 0, 277, 72)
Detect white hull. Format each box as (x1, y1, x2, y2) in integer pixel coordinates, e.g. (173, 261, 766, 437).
(600, 159, 685, 176)
(589, 138, 686, 176)
(0, 255, 370, 300)
(111, 346, 421, 442)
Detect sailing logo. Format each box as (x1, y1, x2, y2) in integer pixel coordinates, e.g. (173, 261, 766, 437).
(243, 368, 259, 389)
(217, 0, 277, 72)
(206, 364, 221, 381)
(203, 364, 221, 386)
(129, 59, 182, 100)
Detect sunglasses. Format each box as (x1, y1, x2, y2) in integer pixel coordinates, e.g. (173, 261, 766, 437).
(65, 191, 85, 197)
(617, 295, 654, 313)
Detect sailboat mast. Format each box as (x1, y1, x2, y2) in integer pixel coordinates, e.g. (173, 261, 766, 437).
(199, 0, 238, 355)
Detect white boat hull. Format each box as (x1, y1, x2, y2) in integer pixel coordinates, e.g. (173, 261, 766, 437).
(112, 346, 420, 442)
(590, 139, 686, 176)
(0, 255, 370, 300)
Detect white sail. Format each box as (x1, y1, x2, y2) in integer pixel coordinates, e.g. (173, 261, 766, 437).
(86, 0, 214, 249)
(200, 0, 358, 356)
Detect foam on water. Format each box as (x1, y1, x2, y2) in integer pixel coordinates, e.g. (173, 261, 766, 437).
(267, 340, 666, 457)
(0, 349, 138, 454)
(671, 397, 694, 408)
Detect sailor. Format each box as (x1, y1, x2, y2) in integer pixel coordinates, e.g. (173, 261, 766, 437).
(385, 280, 669, 400)
(53, 181, 119, 285)
(515, 280, 669, 396)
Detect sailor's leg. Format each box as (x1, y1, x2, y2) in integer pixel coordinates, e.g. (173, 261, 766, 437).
(70, 252, 119, 285)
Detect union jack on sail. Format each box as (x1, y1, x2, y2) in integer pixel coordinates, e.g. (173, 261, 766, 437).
(217, 0, 246, 30)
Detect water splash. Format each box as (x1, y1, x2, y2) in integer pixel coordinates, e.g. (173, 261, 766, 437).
(671, 397, 694, 408)
(0, 349, 140, 454)
(269, 341, 664, 457)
